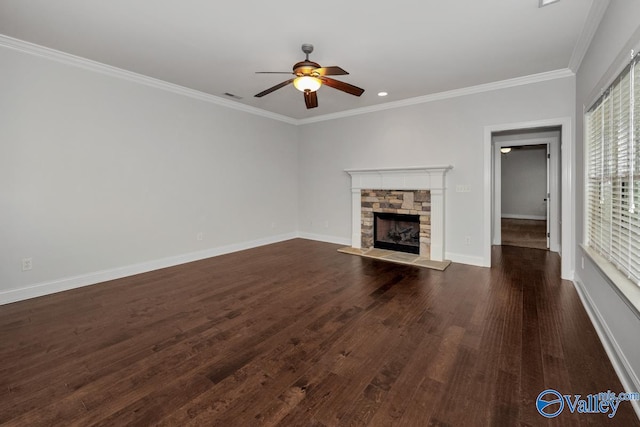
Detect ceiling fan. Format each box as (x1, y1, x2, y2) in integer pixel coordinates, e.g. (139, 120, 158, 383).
(254, 44, 365, 109)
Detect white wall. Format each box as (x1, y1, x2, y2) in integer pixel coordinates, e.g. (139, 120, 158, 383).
(574, 0, 640, 402)
(0, 45, 299, 303)
(501, 147, 547, 219)
(297, 77, 575, 265)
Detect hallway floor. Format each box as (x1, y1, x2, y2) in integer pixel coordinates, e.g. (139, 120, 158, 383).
(502, 218, 547, 250)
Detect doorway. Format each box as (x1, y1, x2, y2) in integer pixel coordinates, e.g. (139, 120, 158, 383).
(491, 127, 561, 253)
(500, 144, 548, 250)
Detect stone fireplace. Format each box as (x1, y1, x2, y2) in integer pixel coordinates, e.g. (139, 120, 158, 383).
(346, 166, 452, 261)
(361, 190, 430, 256)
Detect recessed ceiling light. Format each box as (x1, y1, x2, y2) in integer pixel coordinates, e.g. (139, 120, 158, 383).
(378, 92, 388, 97)
(539, 0, 560, 7)
(500, 147, 512, 154)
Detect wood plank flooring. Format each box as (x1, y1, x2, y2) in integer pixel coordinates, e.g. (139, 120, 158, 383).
(502, 218, 548, 250)
(0, 239, 638, 426)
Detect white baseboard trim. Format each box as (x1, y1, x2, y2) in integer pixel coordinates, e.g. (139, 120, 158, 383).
(445, 252, 488, 267)
(297, 232, 351, 246)
(573, 276, 640, 419)
(0, 232, 298, 306)
(501, 214, 547, 220)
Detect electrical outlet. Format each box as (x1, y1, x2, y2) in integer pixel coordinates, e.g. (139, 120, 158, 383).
(456, 185, 471, 193)
(324, 220, 329, 228)
(464, 236, 471, 245)
(196, 232, 204, 241)
(22, 257, 32, 271)
(271, 222, 276, 229)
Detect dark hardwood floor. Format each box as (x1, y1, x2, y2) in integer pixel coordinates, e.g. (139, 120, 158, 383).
(0, 239, 638, 426)
(502, 218, 548, 250)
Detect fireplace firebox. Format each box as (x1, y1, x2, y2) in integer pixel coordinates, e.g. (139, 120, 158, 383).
(373, 212, 420, 254)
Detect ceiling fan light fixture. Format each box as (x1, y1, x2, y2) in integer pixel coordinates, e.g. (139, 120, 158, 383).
(293, 76, 322, 93)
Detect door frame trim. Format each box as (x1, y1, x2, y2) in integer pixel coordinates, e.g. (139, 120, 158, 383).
(483, 117, 574, 279)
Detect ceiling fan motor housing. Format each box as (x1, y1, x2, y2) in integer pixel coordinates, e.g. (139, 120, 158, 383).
(293, 60, 321, 77)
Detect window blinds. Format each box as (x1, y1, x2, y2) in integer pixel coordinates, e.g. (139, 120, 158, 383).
(586, 53, 640, 285)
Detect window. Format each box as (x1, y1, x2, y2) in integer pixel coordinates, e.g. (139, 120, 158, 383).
(586, 52, 640, 285)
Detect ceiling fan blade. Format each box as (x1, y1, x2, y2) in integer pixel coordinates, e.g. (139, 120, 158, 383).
(320, 77, 365, 96)
(304, 91, 318, 109)
(255, 71, 295, 74)
(314, 66, 348, 76)
(254, 79, 295, 97)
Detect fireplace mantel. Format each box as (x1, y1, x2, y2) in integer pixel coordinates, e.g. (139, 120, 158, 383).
(346, 166, 452, 261)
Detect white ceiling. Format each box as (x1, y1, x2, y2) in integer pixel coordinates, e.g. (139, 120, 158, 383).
(0, 0, 595, 120)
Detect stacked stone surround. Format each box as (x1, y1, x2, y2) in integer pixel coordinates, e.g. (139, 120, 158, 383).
(361, 189, 431, 257)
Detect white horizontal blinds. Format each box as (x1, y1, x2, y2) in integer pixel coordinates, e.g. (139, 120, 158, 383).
(586, 54, 640, 286)
(611, 72, 631, 273)
(587, 100, 604, 253)
(629, 57, 640, 280)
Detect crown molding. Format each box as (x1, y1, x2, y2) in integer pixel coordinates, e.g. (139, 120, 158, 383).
(568, 0, 610, 72)
(297, 68, 575, 125)
(0, 35, 298, 125)
(1, 34, 575, 127)
(584, 27, 640, 111)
